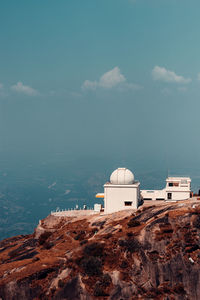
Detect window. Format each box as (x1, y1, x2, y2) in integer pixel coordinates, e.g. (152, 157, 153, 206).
(168, 182, 179, 187)
(181, 180, 187, 184)
(167, 193, 172, 200)
(124, 201, 132, 206)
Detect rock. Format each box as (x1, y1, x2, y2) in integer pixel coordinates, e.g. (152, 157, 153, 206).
(0, 200, 200, 299)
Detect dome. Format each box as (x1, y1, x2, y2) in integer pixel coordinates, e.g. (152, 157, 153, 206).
(110, 168, 134, 185)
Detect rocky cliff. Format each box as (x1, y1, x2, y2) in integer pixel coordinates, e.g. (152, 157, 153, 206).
(0, 200, 200, 300)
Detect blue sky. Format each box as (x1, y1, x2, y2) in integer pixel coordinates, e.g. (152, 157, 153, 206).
(1, 0, 200, 170)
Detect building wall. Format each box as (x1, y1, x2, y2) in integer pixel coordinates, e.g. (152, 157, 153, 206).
(141, 189, 165, 200)
(165, 191, 190, 201)
(104, 184, 140, 214)
(141, 177, 191, 201)
(141, 189, 191, 201)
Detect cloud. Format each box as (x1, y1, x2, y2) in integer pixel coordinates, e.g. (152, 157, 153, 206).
(11, 81, 38, 96)
(152, 66, 191, 84)
(82, 80, 97, 90)
(98, 67, 126, 88)
(0, 83, 3, 89)
(197, 73, 200, 81)
(82, 67, 141, 91)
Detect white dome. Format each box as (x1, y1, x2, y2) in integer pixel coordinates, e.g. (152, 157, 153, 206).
(110, 168, 134, 185)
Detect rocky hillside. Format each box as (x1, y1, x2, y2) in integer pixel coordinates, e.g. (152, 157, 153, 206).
(1, 200, 200, 300)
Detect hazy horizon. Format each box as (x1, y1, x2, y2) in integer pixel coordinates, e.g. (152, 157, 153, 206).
(0, 0, 200, 239)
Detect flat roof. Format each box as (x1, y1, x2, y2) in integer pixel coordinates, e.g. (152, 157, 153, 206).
(166, 177, 191, 181)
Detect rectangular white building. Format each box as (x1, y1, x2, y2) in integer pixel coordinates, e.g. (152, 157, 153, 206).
(104, 181, 140, 214)
(141, 177, 191, 201)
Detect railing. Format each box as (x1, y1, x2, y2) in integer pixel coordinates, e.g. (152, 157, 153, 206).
(50, 207, 95, 215)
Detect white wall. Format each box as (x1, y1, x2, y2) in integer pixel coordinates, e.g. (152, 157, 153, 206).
(141, 177, 191, 201)
(104, 184, 140, 214)
(165, 191, 190, 201)
(141, 189, 165, 200)
(141, 188, 191, 201)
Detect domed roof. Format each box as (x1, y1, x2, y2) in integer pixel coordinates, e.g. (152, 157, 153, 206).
(110, 168, 134, 185)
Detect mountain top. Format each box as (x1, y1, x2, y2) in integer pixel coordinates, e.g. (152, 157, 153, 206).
(0, 199, 200, 299)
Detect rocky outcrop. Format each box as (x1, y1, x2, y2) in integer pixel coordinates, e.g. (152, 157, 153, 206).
(0, 200, 200, 299)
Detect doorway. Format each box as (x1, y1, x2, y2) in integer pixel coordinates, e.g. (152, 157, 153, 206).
(167, 193, 172, 200)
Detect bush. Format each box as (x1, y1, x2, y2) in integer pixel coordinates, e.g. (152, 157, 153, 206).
(104, 233, 112, 239)
(80, 239, 88, 246)
(38, 232, 52, 245)
(58, 279, 65, 288)
(81, 256, 102, 276)
(194, 215, 200, 229)
(174, 284, 186, 295)
(74, 230, 86, 240)
(120, 260, 128, 269)
(101, 273, 112, 287)
(126, 232, 133, 237)
(118, 238, 141, 253)
(94, 283, 106, 297)
(43, 241, 54, 250)
(84, 242, 104, 257)
(127, 218, 141, 228)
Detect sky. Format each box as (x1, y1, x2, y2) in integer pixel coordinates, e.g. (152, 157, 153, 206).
(1, 0, 200, 171)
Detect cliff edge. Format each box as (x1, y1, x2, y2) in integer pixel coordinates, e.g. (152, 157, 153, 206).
(0, 200, 200, 299)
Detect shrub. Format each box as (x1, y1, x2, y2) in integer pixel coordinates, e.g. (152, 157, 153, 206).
(80, 239, 88, 246)
(174, 284, 186, 294)
(84, 242, 104, 257)
(38, 232, 52, 245)
(81, 256, 102, 276)
(194, 215, 200, 229)
(92, 221, 106, 227)
(74, 231, 85, 240)
(127, 218, 141, 228)
(126, 232, 133, 237)
(118, 238, 141, 253)
(101, 273, 112, 287)
(94, 283, 106, 297)
(104, 233, 112, 239)
(43, 241, 54, 250)
(120, 260, 128, 269)
(58, 279, 65, 288)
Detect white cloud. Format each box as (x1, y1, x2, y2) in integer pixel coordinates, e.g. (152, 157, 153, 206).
(82, 66, 141, 92)
(197, 73, 200, 81)
(82, 80, 97, 90)
(11, 81, 38, 96)
(152, 66, 191, 84)
(98, 67, 126, 88)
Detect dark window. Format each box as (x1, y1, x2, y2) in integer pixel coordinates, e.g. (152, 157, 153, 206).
(167, 193, 172, 200)
(168, 183, 173, 187)
(124, 201, 132, 206)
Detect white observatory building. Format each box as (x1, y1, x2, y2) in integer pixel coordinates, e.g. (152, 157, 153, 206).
(141, 177, 191, 201)
(96, 168, 141, 214)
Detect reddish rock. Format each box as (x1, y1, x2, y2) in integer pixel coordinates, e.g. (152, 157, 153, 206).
(0, 200, 200, 299)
